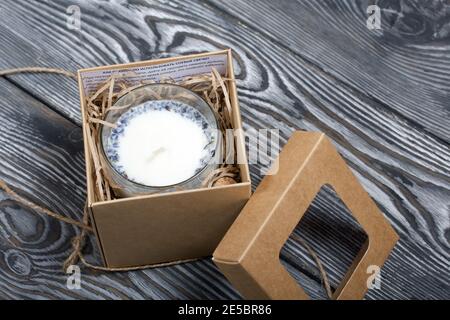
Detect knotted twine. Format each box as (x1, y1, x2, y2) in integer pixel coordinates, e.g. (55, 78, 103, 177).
(0, 67, 333, 299)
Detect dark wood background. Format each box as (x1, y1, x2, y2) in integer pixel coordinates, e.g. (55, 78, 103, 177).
(0, 0, 449, 299)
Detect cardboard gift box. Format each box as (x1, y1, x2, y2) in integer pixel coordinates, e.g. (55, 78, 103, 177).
(77, 49, 398, 299)
(77, 49, 251, 268)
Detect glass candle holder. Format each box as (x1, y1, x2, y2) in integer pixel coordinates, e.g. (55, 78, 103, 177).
(99, 83, 222, 197)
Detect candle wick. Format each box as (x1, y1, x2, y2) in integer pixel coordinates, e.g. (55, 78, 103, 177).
(146, 146, 167, 163)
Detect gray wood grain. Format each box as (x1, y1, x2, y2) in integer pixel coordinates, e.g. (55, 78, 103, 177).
(210, 0, 450, 142)
(0, 0, 449, 299)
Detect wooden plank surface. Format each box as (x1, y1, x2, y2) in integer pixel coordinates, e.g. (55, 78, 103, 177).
(210, 0, 450, 142)
(0, 0, 449, 299)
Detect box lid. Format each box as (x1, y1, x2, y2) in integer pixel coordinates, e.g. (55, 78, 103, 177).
(212, 131, 398, 300)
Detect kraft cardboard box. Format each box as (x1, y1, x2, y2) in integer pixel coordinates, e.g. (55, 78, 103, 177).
(213, 132, 398, 300)
(77, 50, 251, 268)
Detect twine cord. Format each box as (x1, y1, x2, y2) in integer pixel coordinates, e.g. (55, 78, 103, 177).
(0, 67, 77, 79)
(0, 67, 333, 299)
(294, 235, 333, 298)
(0, 179, 92, 232)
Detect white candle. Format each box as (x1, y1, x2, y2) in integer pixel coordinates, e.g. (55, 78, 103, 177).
(106, 100, 214, 187)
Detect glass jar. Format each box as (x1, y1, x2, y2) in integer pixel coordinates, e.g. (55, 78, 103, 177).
(99, 83, 222, 197)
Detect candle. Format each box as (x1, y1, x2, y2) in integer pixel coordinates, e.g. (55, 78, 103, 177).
(100, 83, 221, 196)
(106, 100, 213, 187)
